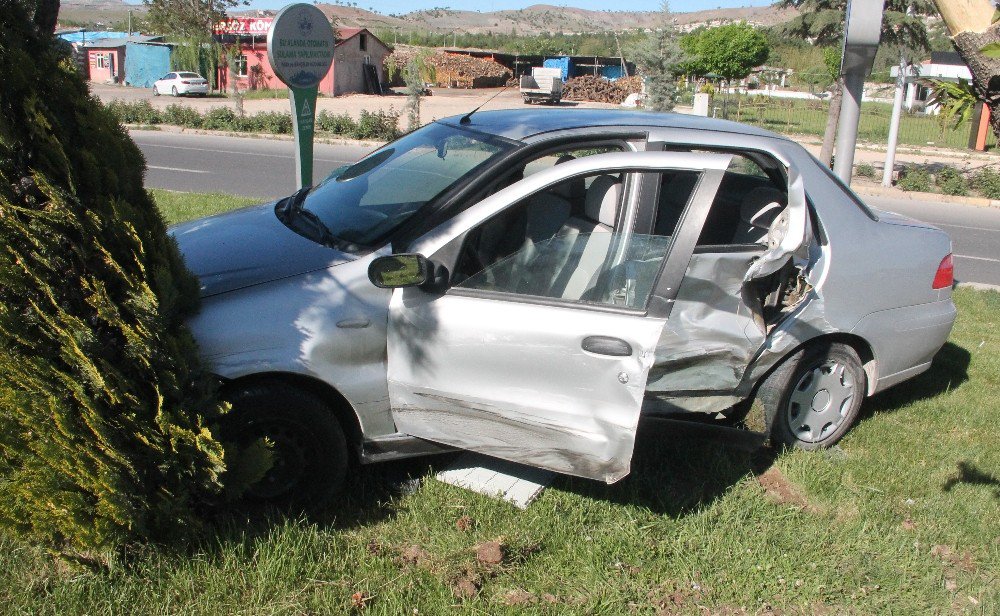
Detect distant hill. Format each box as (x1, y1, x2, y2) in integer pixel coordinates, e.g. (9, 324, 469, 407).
(309, 3, 798, 35)
(57, 0, 798, 36)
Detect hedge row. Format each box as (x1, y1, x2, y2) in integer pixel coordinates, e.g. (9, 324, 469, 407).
(106, 100, 401, 141)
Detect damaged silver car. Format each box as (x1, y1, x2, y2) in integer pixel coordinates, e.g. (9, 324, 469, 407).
(172, 110, 957, 503)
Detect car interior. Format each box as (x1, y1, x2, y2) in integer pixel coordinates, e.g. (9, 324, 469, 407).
(449, 143, 792, 314)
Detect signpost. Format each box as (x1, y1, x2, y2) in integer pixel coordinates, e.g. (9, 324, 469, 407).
(832, 0, 884, 184)
(266, 4, 335, 188)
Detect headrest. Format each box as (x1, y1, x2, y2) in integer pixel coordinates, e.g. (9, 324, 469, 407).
(739, 187, 786, 230)
(584, 175, 621, 227)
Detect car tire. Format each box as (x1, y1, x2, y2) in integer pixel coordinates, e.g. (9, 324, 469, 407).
(152, 86, 159, 96)
(171, 85, 179, 97)
(758, 342, 866, 450)
(220, 382, 349, 508)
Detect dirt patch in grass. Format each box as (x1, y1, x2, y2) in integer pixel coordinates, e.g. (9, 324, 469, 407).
(398, 544, 431, 568)
(455, 515, 474, 532)
(756, 467, 818, 513)
(474, 540, 505, 565)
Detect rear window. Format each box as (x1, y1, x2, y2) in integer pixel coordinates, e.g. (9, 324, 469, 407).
(810, 154, 879, 221)
(178, 72, 201, 79)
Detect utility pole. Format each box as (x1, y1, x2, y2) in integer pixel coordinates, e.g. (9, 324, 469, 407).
(882, 55, 908, 186)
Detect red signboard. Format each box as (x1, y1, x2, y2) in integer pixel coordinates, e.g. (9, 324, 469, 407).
(213, 17, 273, 35)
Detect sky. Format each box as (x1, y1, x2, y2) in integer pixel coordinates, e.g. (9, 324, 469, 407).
(224, 0, 774, 14)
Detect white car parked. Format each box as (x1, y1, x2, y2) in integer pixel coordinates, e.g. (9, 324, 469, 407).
(152, 72, 209, 97)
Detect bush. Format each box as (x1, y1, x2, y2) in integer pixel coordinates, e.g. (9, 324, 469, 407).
(161, 103, 203, 128)
(935, 166, 969, 196)
(316, 110, 357, 135)
(246, 111, 292, 134)
(855, 162, 877, 179)
(970, 167, 1000, 199)
(201, 106, 238, 131)
(352, 108, 400, 141)
(897, 166, 932, 192)
(106, 99, 162, 125)
(0, 4, 237, 550)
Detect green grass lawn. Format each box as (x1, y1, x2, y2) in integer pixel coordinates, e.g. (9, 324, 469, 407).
(151, 189, 262, 225)
(0, 192, 996, 614)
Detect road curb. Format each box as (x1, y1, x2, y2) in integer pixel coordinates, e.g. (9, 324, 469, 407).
(126, 124, 385, 150)
(853, 184, 1000, 209)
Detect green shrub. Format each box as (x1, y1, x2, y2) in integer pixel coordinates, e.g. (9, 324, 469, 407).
(201, 106, 238, 131)
(897, 166, 932, 192)
(970, 167, 1000, 199)
(246, 111, 292, 134)
(106, 99, 162, 125)
(161, 103, 203, 128)
(935, 166, 969, 196)
(855, 162, 876, 179)
(0, 4, 236, 550)
(316, 110, 357, 135)
(352, 109, 400, 141)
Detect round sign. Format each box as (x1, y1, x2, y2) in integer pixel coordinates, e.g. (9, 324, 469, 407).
(266, 3, 335, 89)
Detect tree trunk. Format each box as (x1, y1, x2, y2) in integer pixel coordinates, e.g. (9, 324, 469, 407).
(952, 26, 1000, 140)
(819, 78, 843, 167)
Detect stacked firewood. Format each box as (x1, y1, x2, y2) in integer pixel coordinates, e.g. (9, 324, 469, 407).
(562, 75, 643, 104)
(384, 47, 511, 89)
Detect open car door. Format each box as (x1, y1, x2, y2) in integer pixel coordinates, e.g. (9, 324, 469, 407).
(382, 151, 732, 483)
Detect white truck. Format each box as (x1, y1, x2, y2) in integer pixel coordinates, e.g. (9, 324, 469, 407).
(520, 67, 563, 104)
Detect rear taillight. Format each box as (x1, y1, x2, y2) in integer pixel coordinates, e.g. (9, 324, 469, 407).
(932, 253, 954, 289)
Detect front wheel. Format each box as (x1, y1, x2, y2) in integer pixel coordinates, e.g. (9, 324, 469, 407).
(152, 86, 159, 96)
(220, 382, 349, 508)
(757, 342, 866, 450)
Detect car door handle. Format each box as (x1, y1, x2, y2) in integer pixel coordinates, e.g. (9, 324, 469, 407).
(582, 336, 633, 357)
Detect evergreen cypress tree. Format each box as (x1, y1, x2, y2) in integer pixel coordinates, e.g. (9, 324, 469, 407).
(0, 1, 230, 549)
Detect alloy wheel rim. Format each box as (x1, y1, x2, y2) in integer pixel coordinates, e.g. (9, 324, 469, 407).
(785, 359, 855, 443)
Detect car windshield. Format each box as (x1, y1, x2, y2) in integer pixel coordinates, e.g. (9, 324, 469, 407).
(295, 122, 515, 248)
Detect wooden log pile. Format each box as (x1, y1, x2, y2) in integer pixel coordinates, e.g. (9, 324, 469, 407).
(384, 47, 511, 89)
(562, 75, 643, 104)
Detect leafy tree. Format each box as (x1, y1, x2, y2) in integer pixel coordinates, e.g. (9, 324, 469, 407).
(681, 23, 770, 82)
(778, 0, 935, 165)
(631, 2, 687, 112)
(0, 1, 243, 551)
(144, 0, 246, 38)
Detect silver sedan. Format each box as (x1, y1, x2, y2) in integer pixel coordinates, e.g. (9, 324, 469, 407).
(172, 110, 956, 504)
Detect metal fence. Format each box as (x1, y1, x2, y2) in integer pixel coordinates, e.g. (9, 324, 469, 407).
(703, 94, 994, 151)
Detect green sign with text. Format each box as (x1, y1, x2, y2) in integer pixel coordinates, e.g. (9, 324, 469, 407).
(266, 3, 335, 188)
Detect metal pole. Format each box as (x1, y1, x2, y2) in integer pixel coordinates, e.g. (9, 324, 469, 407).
(882, 56, 907, 187)
(833, 69, 865, 184)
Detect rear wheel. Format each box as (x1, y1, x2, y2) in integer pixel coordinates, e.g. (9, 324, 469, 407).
(171, 85, 179, 97)
(758, 342, 866, 450)
(220, 382, 349, 508)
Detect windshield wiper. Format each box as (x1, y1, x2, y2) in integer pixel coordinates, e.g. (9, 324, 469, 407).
(276, 187, 343, 249)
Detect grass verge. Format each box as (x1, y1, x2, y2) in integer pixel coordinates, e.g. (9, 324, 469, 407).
(151, 188, 261, 225)
(1, 192, 997, 614)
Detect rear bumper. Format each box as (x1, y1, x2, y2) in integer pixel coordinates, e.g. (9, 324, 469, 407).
(851, 298, 957, 394)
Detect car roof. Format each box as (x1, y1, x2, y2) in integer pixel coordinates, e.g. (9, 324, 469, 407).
(437, 108, 788, 142)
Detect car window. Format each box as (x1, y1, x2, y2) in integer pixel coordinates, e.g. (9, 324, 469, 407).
(453, 170, 693, 311)
(521, 146, 623, 178)
(163, 73, 175, 80)
(178, 72, 201, 79)
(299, 122, 514, 247)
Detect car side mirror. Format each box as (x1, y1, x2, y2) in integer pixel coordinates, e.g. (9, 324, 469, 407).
(368, 254, 431, 289)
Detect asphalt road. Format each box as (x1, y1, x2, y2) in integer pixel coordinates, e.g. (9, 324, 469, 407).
(132, 130, 1000, 286)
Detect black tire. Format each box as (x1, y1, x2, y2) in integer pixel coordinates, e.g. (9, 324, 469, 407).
(220, 382, 349, 508)
(171, 85, 179, 97)
(152, 86, 159, 96)
(757, 342, 866, 450)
